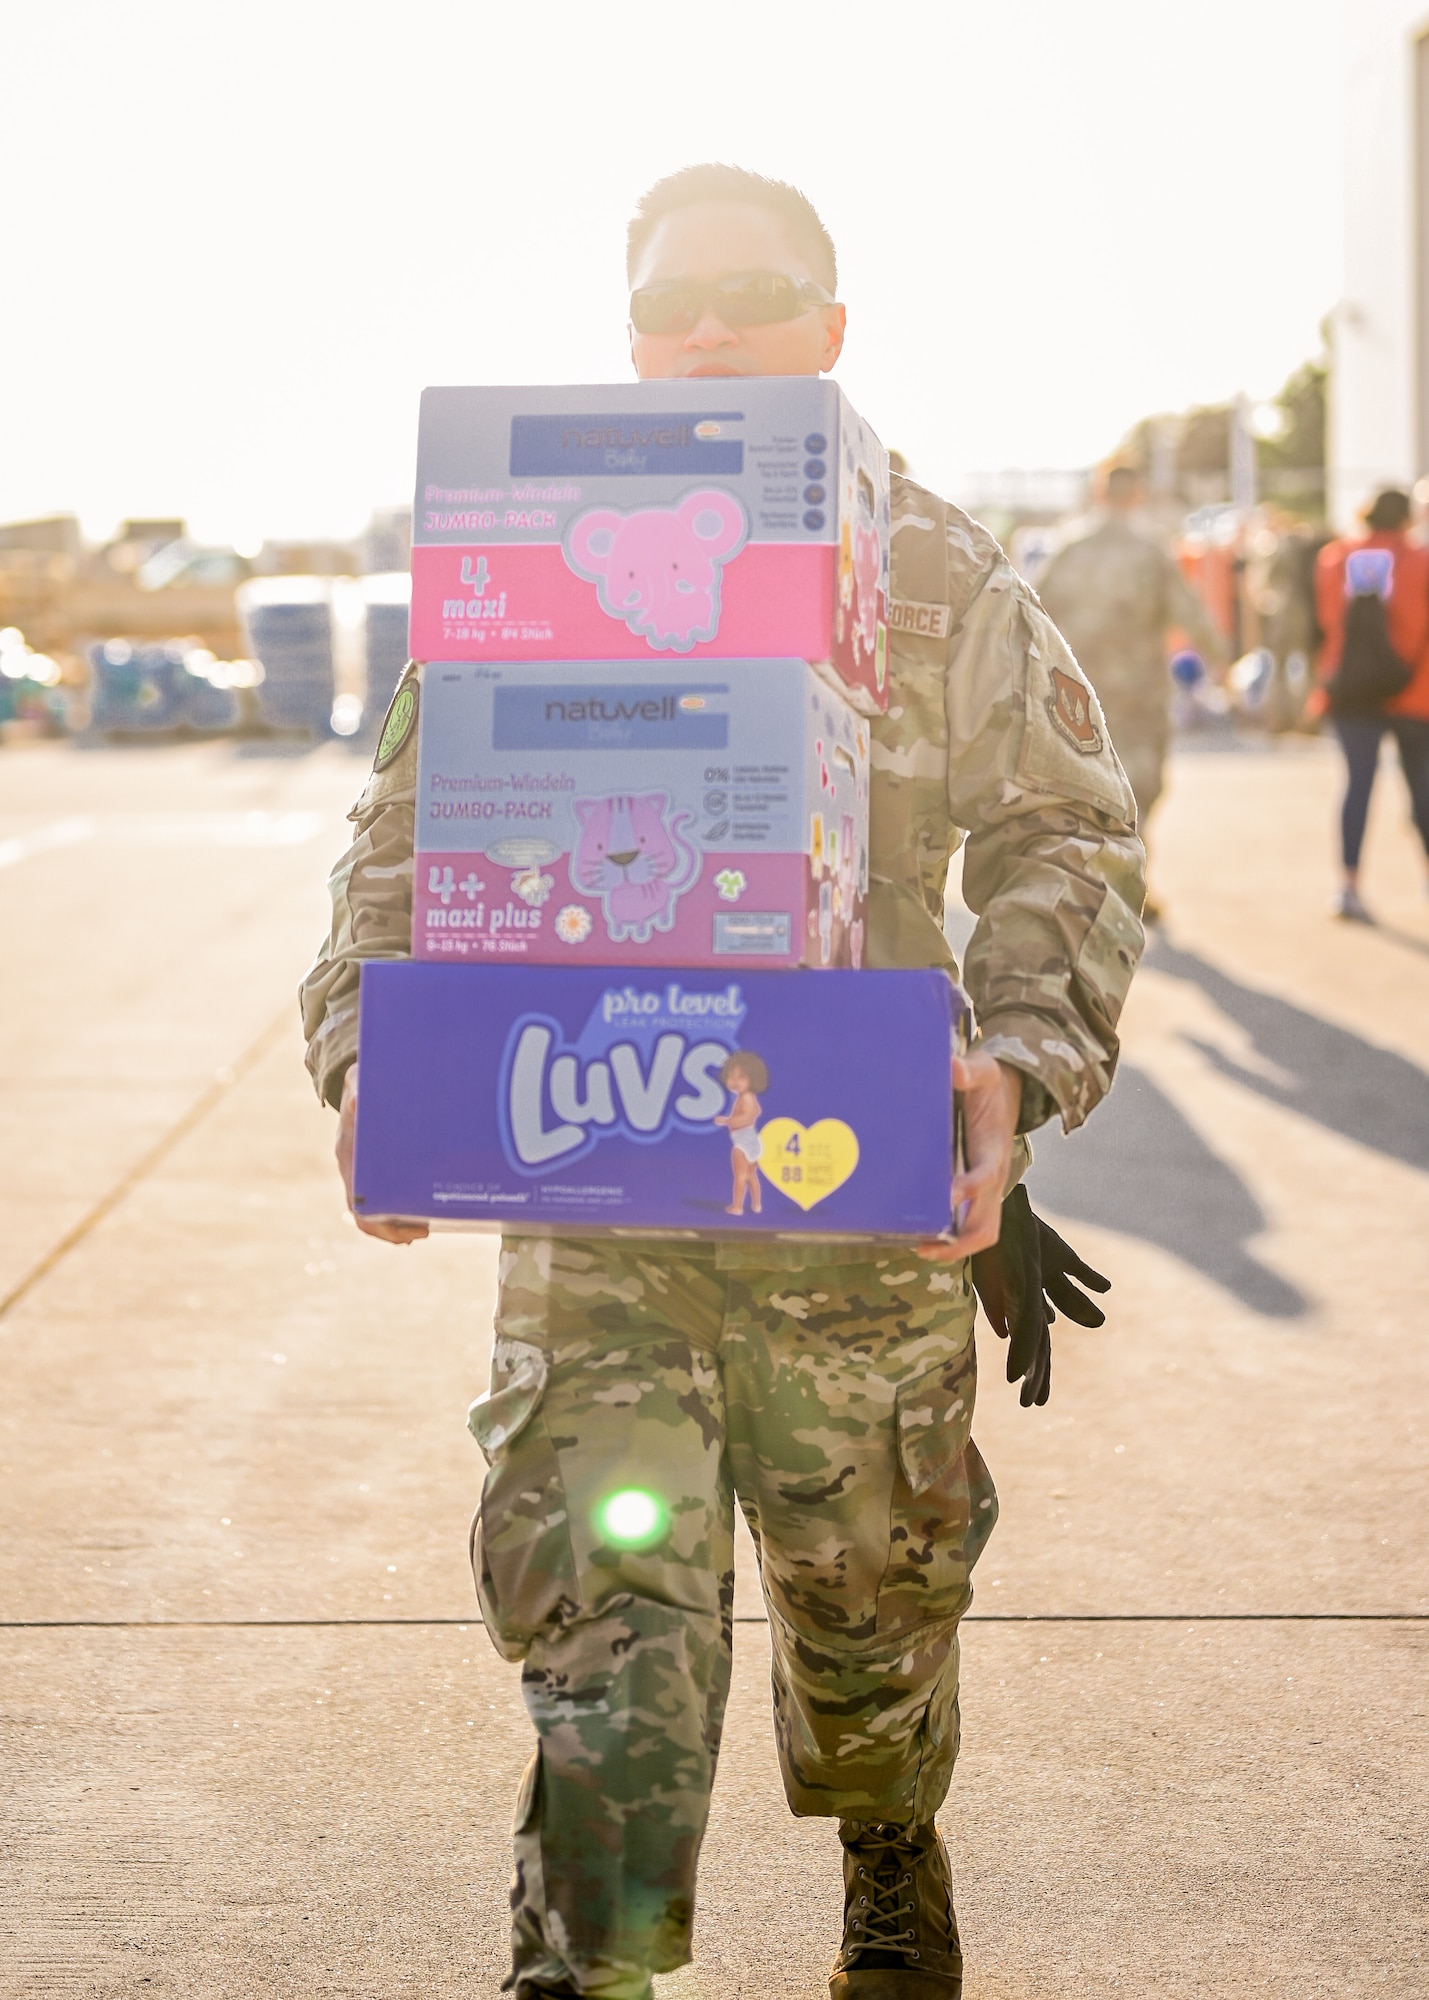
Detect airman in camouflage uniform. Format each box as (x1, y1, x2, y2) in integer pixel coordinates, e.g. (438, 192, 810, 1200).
(301, 480, 1144, 1998)
(301, 169, 1145, 2000)
(1035, 474, 1227, 822)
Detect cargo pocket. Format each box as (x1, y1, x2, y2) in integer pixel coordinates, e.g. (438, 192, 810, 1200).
(467, 1337, 576, 1662)
(894, 1345, 975, 1495)
(879, 1338, 986, 1636)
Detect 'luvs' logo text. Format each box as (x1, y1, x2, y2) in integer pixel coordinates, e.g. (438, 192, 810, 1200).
(499, 983, 745, 1170)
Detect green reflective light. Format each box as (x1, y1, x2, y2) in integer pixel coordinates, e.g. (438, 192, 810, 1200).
(596, 1488, 669, 1549)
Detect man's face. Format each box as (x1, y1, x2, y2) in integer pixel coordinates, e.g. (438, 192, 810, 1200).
(629, 200, 845, 381)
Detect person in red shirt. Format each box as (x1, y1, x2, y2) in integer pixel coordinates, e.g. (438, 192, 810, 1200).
(1315, 488, 1429, 921)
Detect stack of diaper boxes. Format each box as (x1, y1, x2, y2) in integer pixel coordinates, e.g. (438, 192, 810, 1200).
(354, 382, 966, 1238)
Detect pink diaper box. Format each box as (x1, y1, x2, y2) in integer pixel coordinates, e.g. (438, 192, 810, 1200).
(409, 380, 891, 714)
(412, 657, 870, 969)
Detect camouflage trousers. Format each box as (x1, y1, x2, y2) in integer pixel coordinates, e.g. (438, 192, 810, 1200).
(468, 1236, 997, 1999)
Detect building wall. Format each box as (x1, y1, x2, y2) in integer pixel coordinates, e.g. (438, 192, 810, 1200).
(1334, 2, 1429, 526)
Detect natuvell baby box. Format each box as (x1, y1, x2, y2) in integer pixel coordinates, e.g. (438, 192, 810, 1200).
(409, 380, 891, 713)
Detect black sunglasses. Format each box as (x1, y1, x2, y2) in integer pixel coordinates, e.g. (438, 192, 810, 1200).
(629, 270, 836, 336)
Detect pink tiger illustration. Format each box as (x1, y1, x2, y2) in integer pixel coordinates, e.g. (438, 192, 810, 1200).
(570, 792, 701, 942)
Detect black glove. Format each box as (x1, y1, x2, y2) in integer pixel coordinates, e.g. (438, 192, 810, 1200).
(969, 1183, 1110, 1408)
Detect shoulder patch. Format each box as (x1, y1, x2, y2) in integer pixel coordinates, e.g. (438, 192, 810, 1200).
(1009, 587, 1135, 824)
(374, 677, 418, 771)
(1047, 665, 1103, 753)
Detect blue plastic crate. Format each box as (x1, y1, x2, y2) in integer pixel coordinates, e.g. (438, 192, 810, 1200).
(89, 643, 188, 732)
(241, 593, 335, 731)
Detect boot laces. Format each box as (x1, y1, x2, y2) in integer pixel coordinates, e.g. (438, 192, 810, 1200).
(847, 1823, 920, 1955)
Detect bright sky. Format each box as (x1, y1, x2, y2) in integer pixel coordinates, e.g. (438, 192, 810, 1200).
(4, 0, 1342, 547)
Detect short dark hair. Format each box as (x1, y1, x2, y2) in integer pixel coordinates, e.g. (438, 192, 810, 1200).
(720, 1050, 769, 1093)
(627, 164, 837, 292)
(1364, 488, 1411, 533)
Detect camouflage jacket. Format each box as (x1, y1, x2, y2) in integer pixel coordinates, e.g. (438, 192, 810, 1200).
(300, 475, 1146, 1137)
(1036, 513, 1226, 730)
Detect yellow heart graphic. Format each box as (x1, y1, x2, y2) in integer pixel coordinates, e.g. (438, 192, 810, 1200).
(758, 1118, 860, 1210)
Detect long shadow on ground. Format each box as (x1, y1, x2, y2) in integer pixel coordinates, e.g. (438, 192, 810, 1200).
(1026, 1061, 1309, 1320)
(1148, 937, 1429, 1172)
(952, 912, 1429, 1318)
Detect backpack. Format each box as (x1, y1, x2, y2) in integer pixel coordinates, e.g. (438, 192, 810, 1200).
(1326, 547, 1414, 715)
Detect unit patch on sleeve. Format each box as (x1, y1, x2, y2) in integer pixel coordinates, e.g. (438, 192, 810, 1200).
(374, 676, 419, 771)
(888, 597, 951, 640)
(1047, 665, 1103, 753)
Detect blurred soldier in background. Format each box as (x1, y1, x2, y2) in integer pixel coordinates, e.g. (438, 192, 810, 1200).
(1260, 518, 1328, 732)
(1036, 464, 1227, 916)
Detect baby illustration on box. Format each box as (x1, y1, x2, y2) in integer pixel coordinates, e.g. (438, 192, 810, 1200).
(714, 1051, 769, 1216)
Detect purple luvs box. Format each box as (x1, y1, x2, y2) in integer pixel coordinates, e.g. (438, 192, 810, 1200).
(412, 658, 870, 970)
(353, 963, 966, 1240)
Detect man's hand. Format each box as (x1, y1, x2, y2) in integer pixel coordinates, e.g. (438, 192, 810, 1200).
(335, 1064, 429, 1246)
(918, 1050, 1023, 1262)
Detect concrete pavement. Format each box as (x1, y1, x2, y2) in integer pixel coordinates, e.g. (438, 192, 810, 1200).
(1, 731, 1426, 1996)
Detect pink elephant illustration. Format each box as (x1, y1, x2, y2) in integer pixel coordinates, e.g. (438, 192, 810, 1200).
(852, 522, 882, 662)
(564, 489, 747, 652)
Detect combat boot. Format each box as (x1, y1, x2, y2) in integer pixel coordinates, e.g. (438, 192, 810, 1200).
(828, 1819, 963, 1999)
